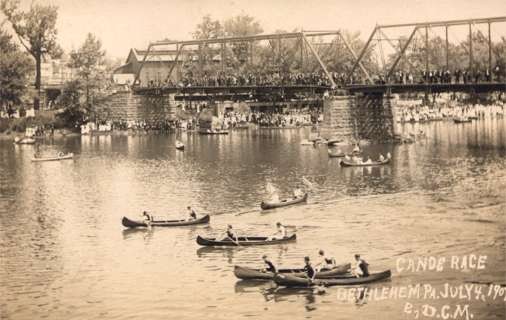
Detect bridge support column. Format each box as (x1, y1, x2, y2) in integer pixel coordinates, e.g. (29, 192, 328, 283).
(320, 94, 396, 143)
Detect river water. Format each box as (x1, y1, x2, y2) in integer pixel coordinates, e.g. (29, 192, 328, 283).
(1, 117, 505, 320)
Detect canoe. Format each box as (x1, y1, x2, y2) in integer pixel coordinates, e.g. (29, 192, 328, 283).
(327, 149, 345, 158)
(122, 214, 210, 228)
(233, 263, 351, 280)
(274, 270, 391, 287)
(196, 234, 296, 246)
(14, 137, 36, 144)
(175, 141, 185, 150)
(260, 193, 308, 210)
(198, 129, 229, 135)
(453, 117, 472, 123)
(340, 158, 390, 167)
(31, 153, 74, 162)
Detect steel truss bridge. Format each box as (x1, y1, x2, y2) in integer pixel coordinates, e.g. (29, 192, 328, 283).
(133, 16, 506, 99)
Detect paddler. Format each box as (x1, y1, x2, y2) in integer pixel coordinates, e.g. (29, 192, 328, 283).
(269, 222, 287, 240)
(354, 254, 370, 277)
(142, 211, 152, 227)
(303, 256, 316, 284)
(261, 255, 277, 273)
(314, 250, 336, 271)
(187, 206, 197, 220)
(224, 224, 240, 245)
(293, 186, 304, 199)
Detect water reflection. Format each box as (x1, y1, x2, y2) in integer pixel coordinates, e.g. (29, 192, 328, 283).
(0, 118, 505, 320)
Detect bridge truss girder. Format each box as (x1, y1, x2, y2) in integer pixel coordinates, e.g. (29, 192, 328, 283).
(347, 16, 506, 83)
(133, 31, 373, 89)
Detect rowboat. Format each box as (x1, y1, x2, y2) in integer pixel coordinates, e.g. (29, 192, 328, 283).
(196, 234, 296, 246)
(122, 214, 210, 228)
(31, 153, 74, 162)
(260, 193, 308, 210)
(233, 263, 351, 280)
(327, 149, 345, 158)
(175, 141, 185, 150)
(340, 158, 390, 167)
(273, 270, 391, 287)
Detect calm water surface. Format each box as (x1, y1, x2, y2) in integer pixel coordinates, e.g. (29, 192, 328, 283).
(1, 118, 505, 319)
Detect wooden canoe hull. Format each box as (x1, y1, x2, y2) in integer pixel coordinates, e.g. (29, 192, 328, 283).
(122, 215, 210, 228)
(233, 263, 351, 280)
(274, 270, 391, 287)
(340, 158, 390, 167)
(196, 234, 296, 246)
(327, 149, 345, 158)
(260, 193, 308, 210)
(31, 153, 74, 162)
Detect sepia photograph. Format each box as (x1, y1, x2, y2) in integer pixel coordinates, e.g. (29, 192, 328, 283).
(0, 0, 505, 319)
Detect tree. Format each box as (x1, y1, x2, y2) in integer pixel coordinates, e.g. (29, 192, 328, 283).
(0, 26, 33, 110)
(55, 79, 86, 128)
(223, 14, 263, 68)
(1, 0, 62, 110)
(68, 33, 106, 117)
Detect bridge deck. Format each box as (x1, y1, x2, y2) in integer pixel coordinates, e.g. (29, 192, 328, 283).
(132, 82, 505, 99)
(346, 82, 506, 94)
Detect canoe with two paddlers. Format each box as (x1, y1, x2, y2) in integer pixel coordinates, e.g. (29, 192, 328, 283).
(260, 193, 308, 210)
(233, 263, 351, 280)
(31, 153, 74, 162)
(340, 158, 390, 167)
(273, 270, 391, 287)
(122, 214, 210, 228)
(196, 234, 296, 246)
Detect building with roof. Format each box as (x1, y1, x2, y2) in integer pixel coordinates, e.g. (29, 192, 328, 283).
(113, 48, 221, 86)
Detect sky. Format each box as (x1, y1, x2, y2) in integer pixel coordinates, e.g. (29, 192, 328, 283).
(3, 0, 506, 60)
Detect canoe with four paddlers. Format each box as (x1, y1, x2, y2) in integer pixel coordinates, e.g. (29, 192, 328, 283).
(340, 158, 390, 167)
(260, 193, 308, 210)
(196, 234, 296, 246)
(453, 117, 472, 123)
(233, 263, 351, 280)
(122, 214, 210, 228)
(327, 149, 345, 158)
(31, 153, 74, 162)
(273, 269, 392, 287)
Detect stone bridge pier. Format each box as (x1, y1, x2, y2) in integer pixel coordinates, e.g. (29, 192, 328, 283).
(320, 93, 399, 144)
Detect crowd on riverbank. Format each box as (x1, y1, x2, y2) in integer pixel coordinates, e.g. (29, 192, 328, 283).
(396, 101, 505, 123)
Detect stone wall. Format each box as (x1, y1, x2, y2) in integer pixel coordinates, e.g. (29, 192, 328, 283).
(320, 94, 396, 143)
(98, 91, 176, 122)
(320, 96, 356, 142)
(354, 93, 396, 142)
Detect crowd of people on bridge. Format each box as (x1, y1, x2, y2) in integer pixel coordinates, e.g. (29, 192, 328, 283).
(142, 64, 504, 89)
(146, 71, 333, 88)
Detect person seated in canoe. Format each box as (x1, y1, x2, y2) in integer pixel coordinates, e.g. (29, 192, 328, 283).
(378, 153, 385, 162)
(303, 256, 316, 284)
(224, 224, 240, 245)
(353, 254, 370, 278)
(314, 250, 336, 272)
(352, 143, 361, 154)
(269, 222, 287, 240)
(344, 154, 351, 161)
(364, 156, 373, 164)
(58, 151, 65, 157)
(187, 206, 197, 220)
(386, 152, 392, 159)
(351, 155, 359, 163)
(142, 211, 152, 227)
(266, 182, 279, 202)
(261, 254, 277, 273)
(293, 187, 304, 199)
